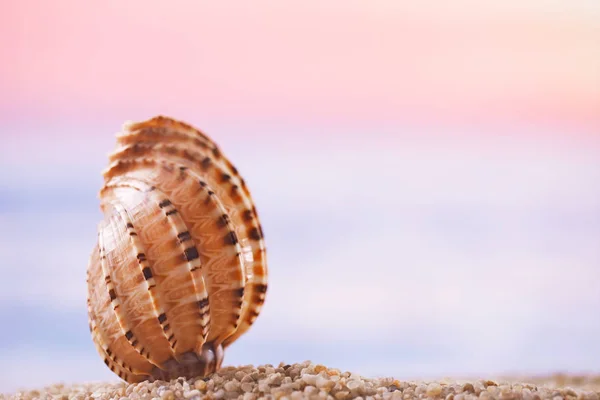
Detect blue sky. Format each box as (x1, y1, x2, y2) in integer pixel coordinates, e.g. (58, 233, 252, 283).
(1, 121, 599, 393)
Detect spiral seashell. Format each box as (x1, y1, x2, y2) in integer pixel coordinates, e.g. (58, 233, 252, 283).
(86, 116, 268, 383)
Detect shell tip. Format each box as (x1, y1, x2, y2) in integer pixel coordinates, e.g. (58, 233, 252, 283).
(120, 120, 136, 134)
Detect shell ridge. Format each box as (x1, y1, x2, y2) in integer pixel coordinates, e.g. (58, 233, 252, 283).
(106, 178, 211, 356)
(98, 209, 162, 370)
(104, 158, 246, 346)
(174, 165, 247, 347)
(111, 200, 183, 362)
(89, 237, 157, 377)
(86, 255, 147, 381)
(103, 143, 268, 345)
(124, 116, 215, 145)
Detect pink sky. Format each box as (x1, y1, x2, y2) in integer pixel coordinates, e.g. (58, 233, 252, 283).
(1, 3, 600, 392)
(1, 0, 599, 130)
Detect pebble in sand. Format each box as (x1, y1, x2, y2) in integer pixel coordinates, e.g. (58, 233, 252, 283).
(4, 361, 600, 400)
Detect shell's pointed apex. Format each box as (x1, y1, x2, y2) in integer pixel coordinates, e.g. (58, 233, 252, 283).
(149, 115, 179, 126)
(119, 121, 134, 132)
(120, 115, 178, 134)
(121, 119, 140, 134)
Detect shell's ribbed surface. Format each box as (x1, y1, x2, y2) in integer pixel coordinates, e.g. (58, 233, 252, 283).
(86, 116, 268, 383)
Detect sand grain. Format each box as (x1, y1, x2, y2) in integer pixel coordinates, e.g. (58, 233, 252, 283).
(3, 362, 599, 400)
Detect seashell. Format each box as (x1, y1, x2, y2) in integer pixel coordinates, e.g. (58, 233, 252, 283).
(86, 116, 268, 383)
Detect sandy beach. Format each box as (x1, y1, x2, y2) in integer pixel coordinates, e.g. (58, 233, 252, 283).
(3, 362, 599, 400)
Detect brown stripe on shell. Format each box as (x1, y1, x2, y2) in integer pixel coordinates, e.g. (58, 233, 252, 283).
(86, 253, 144, 382)
(88, 317, 138, 382)
(105, 137, 268, 346)
(98, 210, 163, 367)
(88, 239, 156, 378)
(105, 203, 179, 366)
(102, 158, 246, 346)
(104, 179, 211, 354)
(111, 202, 180, 359)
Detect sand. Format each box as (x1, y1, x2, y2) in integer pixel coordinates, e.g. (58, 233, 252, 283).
(3, 362, 599, 400)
